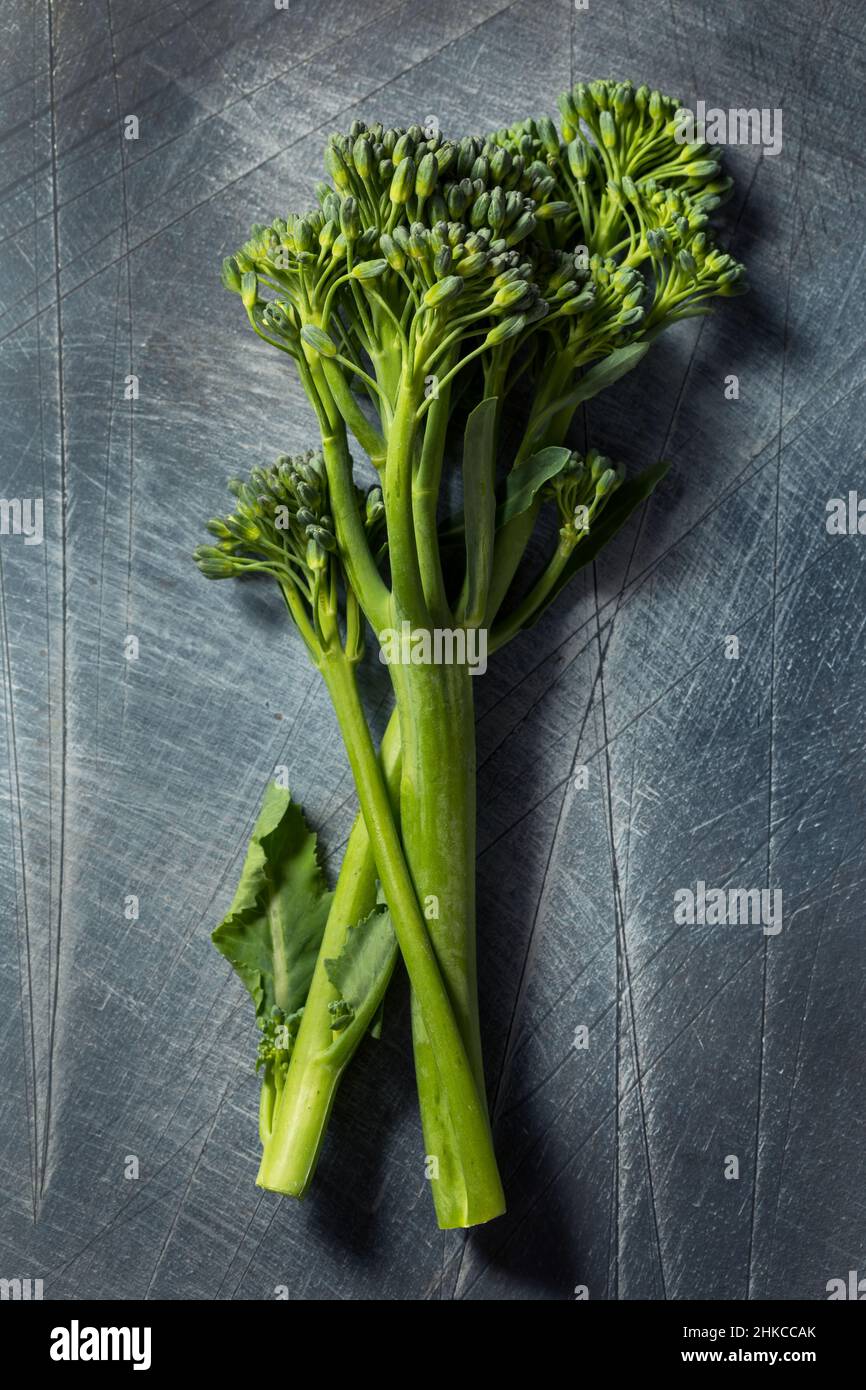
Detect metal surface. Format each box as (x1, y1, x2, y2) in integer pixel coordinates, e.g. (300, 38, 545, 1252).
(0, 0, 863, 1300)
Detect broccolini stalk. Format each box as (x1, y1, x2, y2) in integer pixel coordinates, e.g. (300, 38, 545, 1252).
(212, 82, 746, 1225)
(195, 453, 503, 1218)
(264, 712, 400, 1198)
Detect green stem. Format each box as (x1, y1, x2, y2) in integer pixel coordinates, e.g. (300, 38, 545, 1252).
(491, 536, 573, 647)
(384, 377, 430, 627)
(413, 381, 452, 623)
(483, 351, 579, 620)
(257, 711, 402, 1196)
(273, 648, 503, 1225)
(388, 654, 497, 1226)
(322, 357, 387, 465)
(485, 500, 543, 625)
(306, 361, 390, 631)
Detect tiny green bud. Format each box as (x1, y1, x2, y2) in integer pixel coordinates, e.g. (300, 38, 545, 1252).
(240, 271, 258, 311)
(613, 83, 634, 117)
(300, 324, 338, 357)
(423, 275, 464, 307)
(595, 467, 617, 496)
(325, 143, 351, 190)
(684, 159, 721, 178)
(560, 289, 594, 314)
(328, 999, 354, 1030)
(504, 211, 536, 245)
(599, 110, 617, 149)
(416, 151, 438, 198)
(488, 186, 506, 230)
(537, 115, 560, 157)
(390, 156, 416, 204)
(435, 142, 457, 174)
(351, 259, 388, 280)
(306, 537, 328, 572)
(379, 233, 405, 272)
(534, 200, 571, 220)
(293, 218, 314, 253)
(339, 196, 360, 241)
(319, 219, 338, 251)
(392, 132, 414, 164)
(307, 526, 336, 553)
(353, 136, 373, 179)
(490, 146, 512, 181)
(558, 90, 579, 127)
(567, 138, 591, 180)
(448, 182, 470, 218)
(573, 83, 594, 120)
(494, 279, 530, 309)
(466, 189, 488, 228)
(221, 256, 242, 294)
(365, 487, 384, 524)
(483, 313, 525, 346)
(296, 482, 319, 509)
(193, 545, 238, 579)
(587, 449, 608, 481)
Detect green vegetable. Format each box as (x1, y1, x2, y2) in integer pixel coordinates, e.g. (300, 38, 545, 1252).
(199, 79, 746, 1228)
(211, 784, 333, 1145)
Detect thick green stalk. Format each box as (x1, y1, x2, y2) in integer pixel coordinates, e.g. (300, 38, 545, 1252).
(275, 345, 574, 1219)
(387, 653, 498, 1226)
(378, 378, 503, 1223)
(269, 647, 504, 1224)
(256, 712, 401, 1197)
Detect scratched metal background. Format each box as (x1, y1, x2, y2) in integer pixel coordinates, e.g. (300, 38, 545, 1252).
(0, 0, 863, 1302)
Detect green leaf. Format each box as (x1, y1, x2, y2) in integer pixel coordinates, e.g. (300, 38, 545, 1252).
(212, 783, 333, 1022)
(531, 342, 650, 434)
(440, 444, 573, 551)
(461, 397, 498, 626)
(442, 346, 650, 549)
(521, 457, 672, 631)
(324, 904, 397, 1038)
(495, 446, 573, 529)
